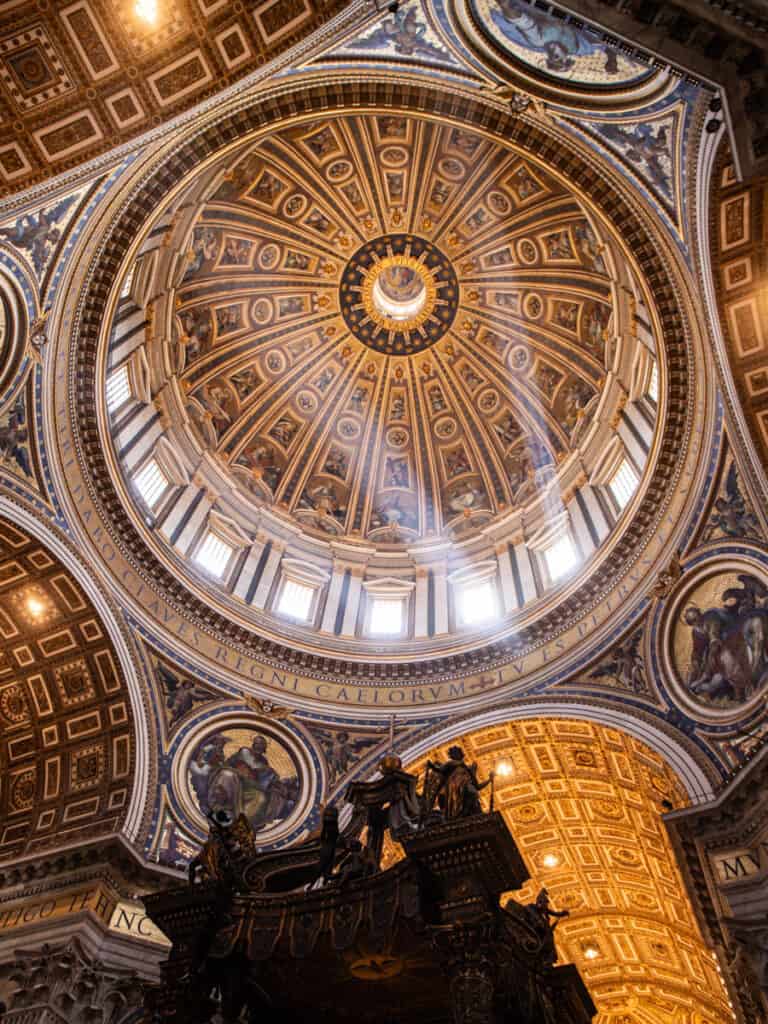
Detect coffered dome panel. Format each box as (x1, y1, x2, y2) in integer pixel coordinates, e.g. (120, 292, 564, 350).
(100, 108, 661, 658)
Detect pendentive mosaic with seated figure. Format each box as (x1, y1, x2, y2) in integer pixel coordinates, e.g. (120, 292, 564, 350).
(661, 554, 768, 718)
(188, 726, 301, 835)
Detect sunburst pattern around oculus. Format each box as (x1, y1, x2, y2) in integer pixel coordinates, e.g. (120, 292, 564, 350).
(340, 234, 458, 354)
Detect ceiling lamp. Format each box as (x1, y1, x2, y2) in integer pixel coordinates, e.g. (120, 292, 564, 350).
(582, 944, 601, 961)
(25, 595, 46, 619)
(134, 0, 158, 24)
(542, 853, 560, 869)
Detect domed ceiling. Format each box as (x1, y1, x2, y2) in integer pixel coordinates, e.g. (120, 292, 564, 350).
(169, 114, 614, 544)
(102, 108, 660, 655)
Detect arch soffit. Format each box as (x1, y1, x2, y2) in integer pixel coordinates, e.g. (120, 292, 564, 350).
(0, 495, 154, 845)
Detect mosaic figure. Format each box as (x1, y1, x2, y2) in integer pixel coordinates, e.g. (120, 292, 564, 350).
(0, 393, 31, 478)
(587, 630, 648, 694)
(349, 386, 369, 412)
(510, 165, 541, 201)
(354, 5, 448, 62)
(250, 170, 284, 204)
(231, 367, 261, 402)
(445, 480, 488, 516)
(239, 442, 283, 493)
(189, 728, 299, 833)
(216, 305, 241, 335)
(595, 120, 673, 200)
(0, 194, 77, 276)
(384, 456, 410, 488)
(445, 447, 472, 479)
(185, 227, 219, 278)
(389, 391, 407, 419)
(573, 222, 606, 274)
(179, 308, 212, 362)
(494, 412, 522, 447)
(323, 446, 349, 480)
(299, 482, 348, 524)
(493, 0, 630, 76)
(315, 729, 380, 784)
(681, 575, 768, 704)
(705, 462, 761, 540)
(370, 493, 417, 531)
(269, 415, 300, 448)
(156, 661, 217, 727)
(543, 229, 574, 260)
(562, 379, 595, 434)
(197, 381, 236, 438)
(583, 302, 610, 356)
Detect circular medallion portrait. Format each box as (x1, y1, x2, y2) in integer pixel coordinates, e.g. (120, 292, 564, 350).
(469, 0, 653, 88)
(662, 556, 768, 716)
(183, 723, 312, 841)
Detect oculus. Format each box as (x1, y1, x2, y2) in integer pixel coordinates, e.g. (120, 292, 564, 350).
(340, 235, 458, 355)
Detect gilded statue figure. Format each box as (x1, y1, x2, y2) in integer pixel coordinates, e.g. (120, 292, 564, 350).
(422, 745, 492, 819)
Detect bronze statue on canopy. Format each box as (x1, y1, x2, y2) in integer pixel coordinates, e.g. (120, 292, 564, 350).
(143, 755, 594, 1024)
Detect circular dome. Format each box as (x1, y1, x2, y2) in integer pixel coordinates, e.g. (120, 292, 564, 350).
(93, 102, 668, 662)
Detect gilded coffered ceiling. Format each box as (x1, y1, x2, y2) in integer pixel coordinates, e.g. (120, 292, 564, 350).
(407, 719, 734, 1024)
(711, 143, 768, 478)
(0, 0, 353, 196)
(0, 516, 135, 862)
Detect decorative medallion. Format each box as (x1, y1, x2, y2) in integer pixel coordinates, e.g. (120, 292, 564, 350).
(339, 235, 458, 355)
(660, 552, 768, 718)
(179, 717, 316, 844)
(468, 0, 653, 88)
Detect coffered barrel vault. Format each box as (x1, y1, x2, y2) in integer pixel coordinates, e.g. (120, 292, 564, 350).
(0, 517, 136, 861)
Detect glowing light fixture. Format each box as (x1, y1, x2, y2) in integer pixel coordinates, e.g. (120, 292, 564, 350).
(494, 759, 513, 778)
(134, 0, 158, 23)
(542, 853, 560, 869)
(26, 595, 46, 618)
(583, 944, 601, 960)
